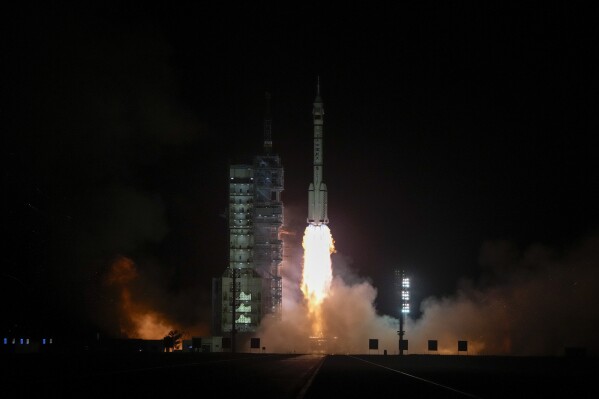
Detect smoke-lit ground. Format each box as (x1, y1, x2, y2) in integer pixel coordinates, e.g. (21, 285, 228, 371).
(258, 223, 599, 356)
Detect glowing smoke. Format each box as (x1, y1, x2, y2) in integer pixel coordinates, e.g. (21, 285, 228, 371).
(101, 255, 210, 344)
(259, 207, 599, 355)
(259, 220, 399, 354)
(408, 235, 599, 355)
(104, 256, 177, 340)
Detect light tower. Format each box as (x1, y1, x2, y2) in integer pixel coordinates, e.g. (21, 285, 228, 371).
(395, 269, 410, 355)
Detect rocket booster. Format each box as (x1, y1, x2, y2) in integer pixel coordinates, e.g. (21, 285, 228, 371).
(307, 79, 328, 225)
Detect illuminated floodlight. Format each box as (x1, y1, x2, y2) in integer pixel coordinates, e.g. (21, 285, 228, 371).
(395, 269, 411, 356)
(395, 272, 411, 315)
(401, 277, 410, 314)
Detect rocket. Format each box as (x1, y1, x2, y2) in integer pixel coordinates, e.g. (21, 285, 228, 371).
(307, 78, 328, 225)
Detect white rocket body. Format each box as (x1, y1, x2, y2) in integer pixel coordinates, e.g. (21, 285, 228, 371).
(307, 85, 328, 225)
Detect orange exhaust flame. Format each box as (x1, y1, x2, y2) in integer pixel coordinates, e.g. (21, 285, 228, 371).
(301, 224, 335, 338)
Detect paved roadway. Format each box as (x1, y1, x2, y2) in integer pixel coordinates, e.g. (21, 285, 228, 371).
(303, 355, 482, 398)
(304, 354, 598, 398)
(5, 352, 598, 398)
(9, 352, 322, 398)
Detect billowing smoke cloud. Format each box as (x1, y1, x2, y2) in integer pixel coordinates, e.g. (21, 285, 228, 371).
(279, 204, 308, 310)
(259, 218, 398, 354)
(103, 256, 172, 339)
(100, 256, 209, 343)
(409, 235, 599, 355)
(259, 228, 599, 356)
(74, 184, 213, 340)
(258, 264, 397, 354)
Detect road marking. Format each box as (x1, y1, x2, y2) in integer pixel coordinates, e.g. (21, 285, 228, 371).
(350, 356, 484, 399)
(296, 355, 327, 399)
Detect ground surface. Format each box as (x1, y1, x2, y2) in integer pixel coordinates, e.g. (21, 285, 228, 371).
(3, 351, 598, 398)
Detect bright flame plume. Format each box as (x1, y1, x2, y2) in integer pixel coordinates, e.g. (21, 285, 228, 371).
(301, 224, 335, 338)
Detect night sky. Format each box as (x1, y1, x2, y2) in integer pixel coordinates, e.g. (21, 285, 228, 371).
(3, 3, 598, 349)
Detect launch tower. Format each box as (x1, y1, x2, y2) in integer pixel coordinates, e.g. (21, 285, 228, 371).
(213, 93, 284, 343)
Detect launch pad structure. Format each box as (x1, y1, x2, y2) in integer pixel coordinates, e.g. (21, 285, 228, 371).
(213, 92, 284, 344)
(213, 80, 329, 353)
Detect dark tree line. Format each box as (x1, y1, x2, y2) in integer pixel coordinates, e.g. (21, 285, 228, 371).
(163, 330, 183, 352)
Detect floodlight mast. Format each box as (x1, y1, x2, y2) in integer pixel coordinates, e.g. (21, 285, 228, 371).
(396, 269, 410, 355)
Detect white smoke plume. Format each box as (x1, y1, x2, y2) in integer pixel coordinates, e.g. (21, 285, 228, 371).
(259, 231, 599, 356)
(409, 235, 599, 356)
